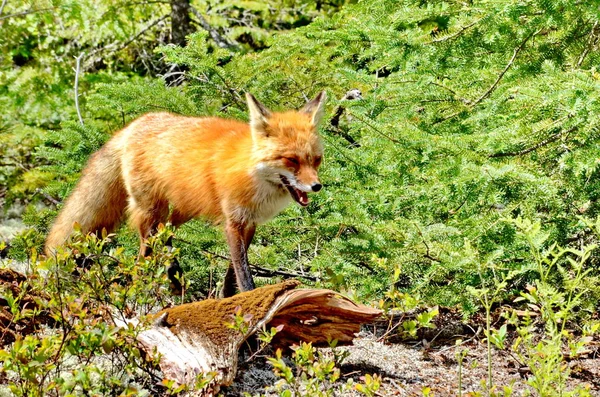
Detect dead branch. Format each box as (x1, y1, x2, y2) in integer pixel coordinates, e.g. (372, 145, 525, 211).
(250, 264, 318, 282)
(189, 6, 239, 50)
(74, 53, 85, 126)
(87, 15, 169, 62)
(0, 0, 8, 16)
(328, 89, 363, 147)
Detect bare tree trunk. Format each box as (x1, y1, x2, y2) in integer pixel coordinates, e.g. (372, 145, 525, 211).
(170, 0, 194, 46)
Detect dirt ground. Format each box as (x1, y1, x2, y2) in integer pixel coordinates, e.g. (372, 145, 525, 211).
(226, 325, 600, 396)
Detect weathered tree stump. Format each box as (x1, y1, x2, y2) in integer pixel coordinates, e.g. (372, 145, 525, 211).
(130, 280, 382, 394)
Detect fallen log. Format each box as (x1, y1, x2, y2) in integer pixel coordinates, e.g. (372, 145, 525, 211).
(128, 280, 382, 395)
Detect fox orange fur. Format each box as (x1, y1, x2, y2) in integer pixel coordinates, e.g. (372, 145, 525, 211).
(45, 92, 326, 296)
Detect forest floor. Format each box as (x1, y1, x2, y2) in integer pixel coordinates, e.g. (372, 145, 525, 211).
(226, 309, 600, 396)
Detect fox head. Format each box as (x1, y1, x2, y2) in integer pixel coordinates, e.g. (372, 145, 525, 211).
(247, 91, 326, 207)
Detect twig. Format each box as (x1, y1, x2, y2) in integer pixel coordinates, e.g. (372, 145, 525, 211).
(115, 14, 169, 53)
(189, 6, 239, 49)
(74, 53, 85, 126)
(34, 188, 60, 206)
(250, 264, 318, 282)
(87, 15, 169, 60)
(430, 82, 471, 105)
(321, 135, 379, 174)
(577, 21, 599, 67)
(175, 237, 318, 281)
(472, 29, 540, 106)
(489, 125, 577, 158)
(429, 18, 482, 44)
(434, 325, 482, 354)
(348, 111, 401, 144)
(0, 6, 57, 21)
(436, 29, 540, 124)
(0, 0, 8, 17)
(413, 222, 441, 262)
(329, 89, 363, 147)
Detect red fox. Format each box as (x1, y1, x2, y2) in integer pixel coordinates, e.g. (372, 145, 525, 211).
(45, 92, 326, 296)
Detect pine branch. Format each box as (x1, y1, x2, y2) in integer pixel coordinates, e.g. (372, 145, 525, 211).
(489, 125, 577, 158)
(472, 29, 540, 106)
(429, 18, 482, 44)
(436, 29, 540, 124)
(577, 21, 598, 67)
(348, 111, 401, 144)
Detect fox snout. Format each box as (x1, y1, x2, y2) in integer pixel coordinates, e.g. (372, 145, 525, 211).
(296, 167, 322, 192)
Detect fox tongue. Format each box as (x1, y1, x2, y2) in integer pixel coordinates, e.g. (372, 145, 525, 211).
(280, 175, 310, 207)
(296, 189, 309, 206)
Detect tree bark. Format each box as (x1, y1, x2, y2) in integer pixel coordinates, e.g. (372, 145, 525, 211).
(170, 0, 194, 46)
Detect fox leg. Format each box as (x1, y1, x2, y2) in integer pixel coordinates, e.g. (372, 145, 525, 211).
(221, 224, 256, 298)
(222, 221, 256, 296)
(129, 199, 169, 259)
(163, 209, 192, 294)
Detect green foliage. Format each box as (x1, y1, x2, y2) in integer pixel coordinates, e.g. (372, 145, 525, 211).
(0, 229, 183, 396)
(133, 0, 600, 308)
(5, 0, 600, 391)
(8, 0, 600, 309)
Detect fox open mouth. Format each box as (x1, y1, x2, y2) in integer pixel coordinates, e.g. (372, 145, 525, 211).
(280, 175, 309, 207)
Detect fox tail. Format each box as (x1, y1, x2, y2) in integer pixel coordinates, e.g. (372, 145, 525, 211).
(44, 138, 128, 256)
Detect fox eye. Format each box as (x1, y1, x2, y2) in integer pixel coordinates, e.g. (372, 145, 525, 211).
(284, 157, 299, 165)
(314, 156, 322, 166)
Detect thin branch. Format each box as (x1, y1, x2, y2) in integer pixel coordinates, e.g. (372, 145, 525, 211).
(489, 125, 577, 158)
(0, 6, 58, 21)
(34, 188, 60, 206)
(347, 111, 402, 144)
(429, 81, 471, 105)
(472, 29, 540, 106)
(329, 89, 363, 147)
(175, 237, 318, 281)
(577, 21, 598, 67)
(321, 135, 379, 174)
(74, 53, 85, 126)
(413, 222, 441, 263)
(250, 264, 318, 282)
(435, 29, 540, 124)
(189, 5, 239, 50)
(0, 0, 8, 17)
(87, 14, 169, 60)
(429, 18, 482, 44)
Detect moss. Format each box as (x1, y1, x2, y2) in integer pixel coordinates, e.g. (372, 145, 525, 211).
(151, 280, 300, 347)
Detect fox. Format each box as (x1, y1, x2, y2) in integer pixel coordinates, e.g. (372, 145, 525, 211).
(44, 91, 326, 297)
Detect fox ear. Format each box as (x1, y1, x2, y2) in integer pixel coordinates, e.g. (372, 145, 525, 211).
(246, 93, 271, 138)
(301, 91, 327, 126)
